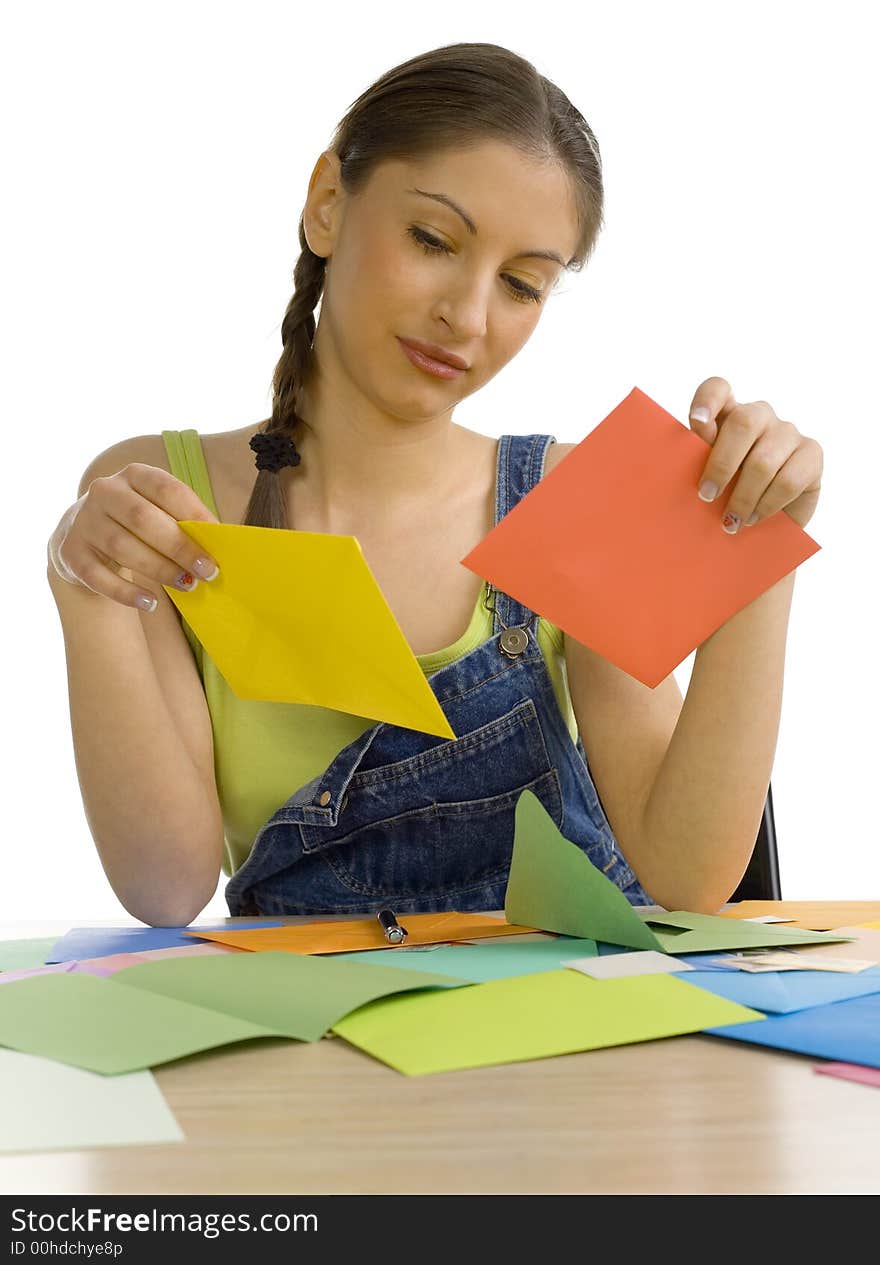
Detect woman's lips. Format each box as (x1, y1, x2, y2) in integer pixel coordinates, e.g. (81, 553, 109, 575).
(397, 337, 466, 380)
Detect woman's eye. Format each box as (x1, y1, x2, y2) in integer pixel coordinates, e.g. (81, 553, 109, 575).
(506, 277, 543, 305)
(405, 226, 543, 305)
(407, 225, 450, 256)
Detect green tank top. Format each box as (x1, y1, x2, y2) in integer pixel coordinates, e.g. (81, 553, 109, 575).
(162, 429, 577, 877)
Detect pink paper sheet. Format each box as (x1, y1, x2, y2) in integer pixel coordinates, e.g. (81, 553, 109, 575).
(0, 941, 232, 984)
(815, 1062, 880, 1088)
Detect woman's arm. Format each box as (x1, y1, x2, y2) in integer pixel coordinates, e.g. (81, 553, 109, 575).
(47, 438, 224, 926)
(49, 565, 224, 926)
(636, 570, 794, 911)
(563, 377, 822, 912)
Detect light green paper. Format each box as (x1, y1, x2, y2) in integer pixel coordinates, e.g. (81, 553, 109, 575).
(113, 950, 465, 1040)
(0, 955, 466, 1075)
(0, 938, 58, 972)
(505, 791, 853, 954)
(0, 973, 269, 1074)
(639, 911, 853, 953)
(333, 970, 763, 1076)
(505, 791, 661, 949)
(330, 936, 599, 982)
(0, 1049, 183, 1153)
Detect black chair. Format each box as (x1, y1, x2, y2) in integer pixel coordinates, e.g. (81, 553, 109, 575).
(729, 783, 781, 901)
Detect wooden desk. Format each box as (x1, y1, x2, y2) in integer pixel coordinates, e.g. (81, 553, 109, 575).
(2, 914, 879, 1196)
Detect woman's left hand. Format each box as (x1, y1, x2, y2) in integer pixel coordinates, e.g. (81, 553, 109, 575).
(687, 377, 823, 531)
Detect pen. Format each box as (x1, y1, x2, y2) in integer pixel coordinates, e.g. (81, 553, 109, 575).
(377, 907, 408, 945)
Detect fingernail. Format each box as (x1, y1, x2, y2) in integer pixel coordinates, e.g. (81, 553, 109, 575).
(745, 513, 759, 527)
(192, 557, 219, 580)
(173, 570, 199, 591)
(698, 480, 718, 502)
(690, 406, 711, 425)
(722, 512, 741, 534)
(136, 594, 158, 612)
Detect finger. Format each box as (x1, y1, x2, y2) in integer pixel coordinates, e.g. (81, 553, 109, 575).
(717, 424, 802, 532)
(67, 546, 161, 612)
(696, 401, 775, 505)
(79, 510, 207, 592)
(742, 441, 822, 526)
(125, 464, 220, 525)
(96, 474, 220, 580)
(688, 377, 736, 446)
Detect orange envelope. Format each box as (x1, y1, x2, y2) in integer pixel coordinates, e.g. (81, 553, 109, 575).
(184, 912, 539, 955)
(460, 387, 821, 687)
(719, 902, 880, 932)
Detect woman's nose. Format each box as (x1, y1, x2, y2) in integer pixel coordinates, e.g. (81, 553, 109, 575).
(435, 275, 492, 340)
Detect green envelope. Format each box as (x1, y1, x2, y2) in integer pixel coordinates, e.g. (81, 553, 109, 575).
(504, 791, 853, 955)
(333, 970, 763, 1076)
(330, 936, 599, 982)
(112, 950, 465, 1040)
(0, 938, 58, 972)
(0, 953, 466, 1075)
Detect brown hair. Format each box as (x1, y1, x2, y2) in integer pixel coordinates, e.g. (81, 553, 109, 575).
(243, 41, 605, 529)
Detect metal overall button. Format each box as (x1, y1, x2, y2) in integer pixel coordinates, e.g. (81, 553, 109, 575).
(485, 582, 534, 660)
(317, 789, 332, 806)
(499, 627, 529, 658)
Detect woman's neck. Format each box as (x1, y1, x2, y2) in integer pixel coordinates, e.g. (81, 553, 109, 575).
(289, 376, 469, 536)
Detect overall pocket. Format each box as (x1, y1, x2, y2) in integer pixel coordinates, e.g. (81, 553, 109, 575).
(300, 699, 561, 901)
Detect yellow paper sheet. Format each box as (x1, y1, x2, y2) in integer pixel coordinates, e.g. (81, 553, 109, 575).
(719, 902, 880, 931)
(185, 913, 539, 956)
(332, 970, 763, 1076)
(164, 521, 455, 738)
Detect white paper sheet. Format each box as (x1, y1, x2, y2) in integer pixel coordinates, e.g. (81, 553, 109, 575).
(564, 950, 693, 979)
(0, 1048, 184, 1153)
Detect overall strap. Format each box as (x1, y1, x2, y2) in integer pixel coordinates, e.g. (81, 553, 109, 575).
(489, 433, 556, 636)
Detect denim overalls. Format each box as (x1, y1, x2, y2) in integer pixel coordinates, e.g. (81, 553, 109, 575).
(225, 433, 652, 917)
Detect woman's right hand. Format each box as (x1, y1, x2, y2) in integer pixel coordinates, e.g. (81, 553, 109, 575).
(47, 463, 221, 612)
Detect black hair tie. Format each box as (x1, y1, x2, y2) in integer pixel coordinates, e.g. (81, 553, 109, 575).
(249, 431, 302, 473)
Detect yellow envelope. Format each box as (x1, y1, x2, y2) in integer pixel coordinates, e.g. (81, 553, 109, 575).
(718, 902, 880, 931)
(164, 521, 455, 739)
(184, 913, 540, 955)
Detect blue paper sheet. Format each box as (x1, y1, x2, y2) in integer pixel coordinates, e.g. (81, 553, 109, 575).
(706, 990, 880, 1067)
(45, 922, 283, 964)
(684, 966, 880, 1014)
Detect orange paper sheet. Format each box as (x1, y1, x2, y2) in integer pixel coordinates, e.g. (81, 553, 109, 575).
(461, 387, 820, 687)
(719, 902, 880, 932)
(184, 912, 539, 955)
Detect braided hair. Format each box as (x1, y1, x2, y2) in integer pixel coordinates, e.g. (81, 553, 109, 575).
(242, 225, 325, 528)
(243, 41, 605, 529)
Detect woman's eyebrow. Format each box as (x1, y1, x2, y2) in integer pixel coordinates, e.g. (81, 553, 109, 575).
(405, 187, 568, 267)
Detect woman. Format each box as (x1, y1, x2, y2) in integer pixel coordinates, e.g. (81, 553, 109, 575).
(46, 43, 822, 926)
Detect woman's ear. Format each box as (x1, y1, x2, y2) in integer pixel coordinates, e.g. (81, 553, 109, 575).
(302, 150, 344, 258)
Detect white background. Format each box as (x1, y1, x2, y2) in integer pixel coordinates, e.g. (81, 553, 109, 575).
(2, 1, 876, 920)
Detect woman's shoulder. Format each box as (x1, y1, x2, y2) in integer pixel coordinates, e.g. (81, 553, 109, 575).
(197, 421, 266, 481)
(76, 423, 266, 508)
(76, 432, 176, 496)
(543, 440, 576, 478)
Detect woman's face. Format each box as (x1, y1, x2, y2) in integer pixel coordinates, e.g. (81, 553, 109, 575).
(305, 139, 582, 422)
